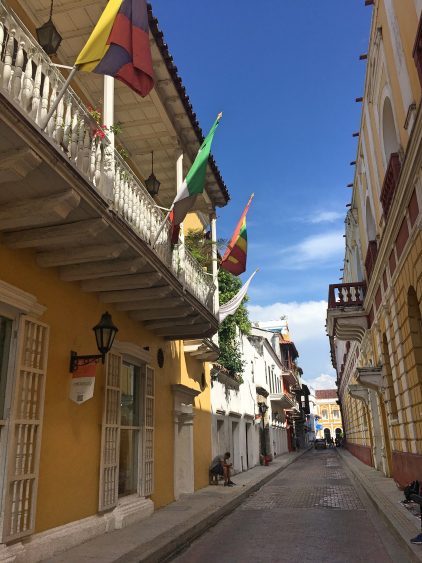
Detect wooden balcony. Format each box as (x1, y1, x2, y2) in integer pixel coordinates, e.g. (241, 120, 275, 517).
(364, 240, 378, 282)
(413, 13, 422, 88)
(328, 282, 366, 309)
(380, 153, 401, 217)
(0, 4, 218, 339)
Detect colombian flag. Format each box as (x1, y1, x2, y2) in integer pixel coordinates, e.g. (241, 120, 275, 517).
(220, 194, 254, 276)
(75, 0, 154, 98)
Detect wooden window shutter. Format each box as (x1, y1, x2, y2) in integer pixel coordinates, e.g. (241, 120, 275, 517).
(3, 316, 49, 543)
(98, 352, 122, 511)
(142, 366, 155, 496)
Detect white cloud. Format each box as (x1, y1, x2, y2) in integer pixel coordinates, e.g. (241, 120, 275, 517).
(248, 300, 335, 382)
(248, 300, 327, 342)
(308, 373, 337, 390)
(309, 211, 344, 224)
(279, 230, 345, 270)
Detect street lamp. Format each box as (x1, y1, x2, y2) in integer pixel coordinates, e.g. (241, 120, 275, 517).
(69, 312, 118, 372)
(36, 0, 62, 56)
(145, 151, 161, 197)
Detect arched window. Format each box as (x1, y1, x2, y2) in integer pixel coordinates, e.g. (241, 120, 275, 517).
(382, 333, 398, 419)
(365, 197, 376, 242)
(382, 97, 400, 163)
(407, 287, 422, 385)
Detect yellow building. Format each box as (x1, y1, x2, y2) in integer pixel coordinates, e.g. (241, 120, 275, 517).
(315, 390, 343, 441)
(327, 0, 422, 482)
(0, 1, 229, 560)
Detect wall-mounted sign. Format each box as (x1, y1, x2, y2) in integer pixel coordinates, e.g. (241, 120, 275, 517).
(69, 362, 97, 404)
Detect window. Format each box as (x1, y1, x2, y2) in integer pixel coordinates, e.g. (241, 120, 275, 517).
(119, 363, 141, 496)
(332, 410, 340, 419)
(99, 353, 155, 511)
(321, 409, 328, 419)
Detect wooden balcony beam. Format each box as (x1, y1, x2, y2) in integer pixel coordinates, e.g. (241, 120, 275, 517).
(59, 257, 146, 281)
(0, 191, 80, 230)
(37, 244, 128, 268)
(115, 297, 184, 311)
(143, 315, 201, 330)
(99, 286, 172, 303)
(81, 272, 161, 292)
(131, 306, 193, 321)
(3, 219, 108, 249)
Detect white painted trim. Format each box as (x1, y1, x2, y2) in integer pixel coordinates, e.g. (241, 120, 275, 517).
(113, 340, 152, 365)
(378, 84, 401, 168)
(363, 105, 381, 198)
(0, 281, 46, 317)
(384, 0, 414, 117)
(0, 497, 153, 563)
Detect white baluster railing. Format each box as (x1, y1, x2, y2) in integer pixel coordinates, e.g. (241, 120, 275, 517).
(0, 1, 215, 315)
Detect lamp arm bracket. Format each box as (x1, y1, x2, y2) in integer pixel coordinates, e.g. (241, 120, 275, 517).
(69, 351, 104, 373)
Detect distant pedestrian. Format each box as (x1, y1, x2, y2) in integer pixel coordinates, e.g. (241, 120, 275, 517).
(210, 452, 235, 486)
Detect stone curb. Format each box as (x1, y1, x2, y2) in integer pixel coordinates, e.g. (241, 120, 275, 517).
(338, 448, 422, 563)
(116, 448, 309, 563)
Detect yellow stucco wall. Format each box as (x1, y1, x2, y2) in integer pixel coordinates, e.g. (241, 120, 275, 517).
(0, 242, 212, 532)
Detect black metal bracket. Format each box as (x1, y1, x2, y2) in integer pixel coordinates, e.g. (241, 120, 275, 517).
(69, 350, 104, 373)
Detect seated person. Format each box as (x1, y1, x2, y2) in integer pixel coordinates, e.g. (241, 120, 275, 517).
(210, 452, 235, 486)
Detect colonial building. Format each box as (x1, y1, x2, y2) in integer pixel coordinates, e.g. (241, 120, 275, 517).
(327, 0, 422, 483)
(210, 323, 305, 472)
(314, 390, 343, 441)
(0, 1, 230, 560)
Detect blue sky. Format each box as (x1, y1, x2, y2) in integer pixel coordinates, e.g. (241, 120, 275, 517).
(151, 1, 372, 389)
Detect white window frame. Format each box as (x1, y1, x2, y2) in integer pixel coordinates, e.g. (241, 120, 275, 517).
(0, 282, 46, 542)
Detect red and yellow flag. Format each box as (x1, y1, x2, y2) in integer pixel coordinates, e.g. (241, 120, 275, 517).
(220, 194, 254, 276)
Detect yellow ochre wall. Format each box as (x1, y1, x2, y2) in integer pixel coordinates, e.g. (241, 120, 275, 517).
(0, 242, 211, 532)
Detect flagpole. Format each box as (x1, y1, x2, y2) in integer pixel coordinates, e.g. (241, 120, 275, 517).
(41, 65, 78, 130)
(151, 206, 173, 249)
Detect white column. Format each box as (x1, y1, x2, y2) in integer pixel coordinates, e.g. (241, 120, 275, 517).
(211, 213, 219, 318)
(103, 75, 115, 149)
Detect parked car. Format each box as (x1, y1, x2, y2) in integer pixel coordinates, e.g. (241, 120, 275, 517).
(314, 439, 326, 450)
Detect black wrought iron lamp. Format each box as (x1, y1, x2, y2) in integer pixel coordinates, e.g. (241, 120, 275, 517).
(36, 0, 62, 56)
(145, 151, 161, 197)
(69, 312, 118, 372)
(258, 402, 268, 457)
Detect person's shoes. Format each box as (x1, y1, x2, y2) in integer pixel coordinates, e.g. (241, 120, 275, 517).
(410, 534, 422, 545)
(224, 482, 234, 487)
(227, 480, 236, 485)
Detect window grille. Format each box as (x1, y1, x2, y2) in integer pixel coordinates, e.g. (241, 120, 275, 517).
(3, 316, 49, 543)
(142, 366, 155, 496)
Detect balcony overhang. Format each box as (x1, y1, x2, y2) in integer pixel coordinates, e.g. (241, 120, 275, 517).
(211, 363, 241, 389)
(348, 384, 370, 406)
(356, 366, 384, 391)
(184, 338, 219, 361)
(16, 0, 230, 212)
(326, 310, 368, 343)
(270, 393, 294, 409)
(0, 88, 217, 340)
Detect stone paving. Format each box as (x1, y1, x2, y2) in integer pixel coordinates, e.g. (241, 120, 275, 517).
(172, 449, 412, 563)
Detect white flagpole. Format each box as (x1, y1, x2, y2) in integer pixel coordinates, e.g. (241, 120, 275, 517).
(41, 65, 78, 130)
(151, 206, 173, 250)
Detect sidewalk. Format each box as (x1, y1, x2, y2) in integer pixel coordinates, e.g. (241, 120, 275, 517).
(44, 449, 307, 563)
(338, 448, 422, 562)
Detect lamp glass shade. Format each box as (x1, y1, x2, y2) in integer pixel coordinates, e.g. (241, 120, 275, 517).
(36, 18, 62, 55)
(145, 172, 161, 197)
(93, 312, 118, 356)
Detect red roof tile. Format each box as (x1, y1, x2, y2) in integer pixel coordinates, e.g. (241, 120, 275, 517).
(315, 389, 338, 400)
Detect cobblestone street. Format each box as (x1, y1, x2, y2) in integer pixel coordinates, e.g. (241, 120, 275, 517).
(172, 449, 412, 563)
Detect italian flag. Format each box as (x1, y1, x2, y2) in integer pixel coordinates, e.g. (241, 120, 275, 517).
(170, 113, 222, 243)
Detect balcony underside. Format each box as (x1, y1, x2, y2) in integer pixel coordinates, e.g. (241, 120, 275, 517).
(326, 309, 368, 343)
(0, 94, 217, 340)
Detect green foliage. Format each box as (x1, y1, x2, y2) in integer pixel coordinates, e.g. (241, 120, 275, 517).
(218, 269, 251, 378)
(184, 229, 251, 379)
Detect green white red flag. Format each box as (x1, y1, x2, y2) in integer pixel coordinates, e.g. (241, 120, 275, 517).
(170, 113, 222, 243)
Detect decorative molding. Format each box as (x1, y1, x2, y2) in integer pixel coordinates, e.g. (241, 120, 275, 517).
(348, 384, 370, 405)
(172, 384, 201, 425)
(113, 341, 152, 365)
(228, 411, 242, 419)
(356, 366, 384, 391)
(0, 280, 46, 317)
